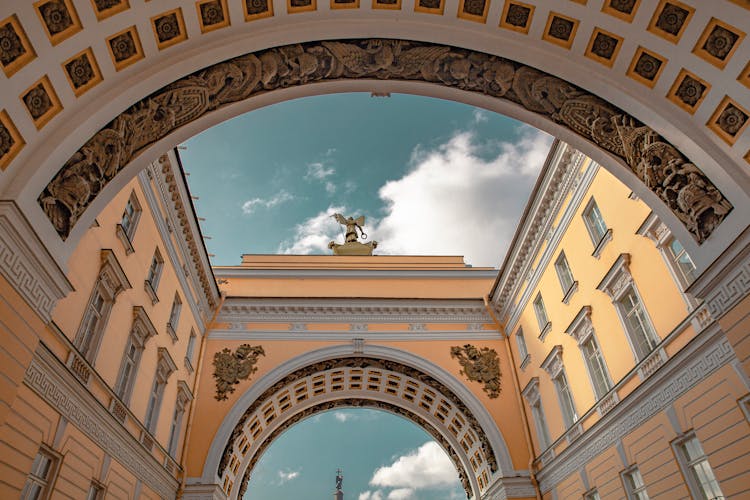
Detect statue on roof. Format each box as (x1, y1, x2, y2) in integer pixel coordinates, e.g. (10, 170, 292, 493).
(329, 213, 377, 256)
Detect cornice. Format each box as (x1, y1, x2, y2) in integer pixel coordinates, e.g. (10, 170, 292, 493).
(491, 142, 585, 320)
(217, 298, 493, 323)
(0, 201, 73, 322)
(208, 330, 502, 341)
(148, 151, 219, 310)
(212, 268, 499, 279)
(23, 343, 179, 499)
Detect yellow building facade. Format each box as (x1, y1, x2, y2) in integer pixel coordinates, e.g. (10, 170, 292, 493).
(0, 137, 748, 500)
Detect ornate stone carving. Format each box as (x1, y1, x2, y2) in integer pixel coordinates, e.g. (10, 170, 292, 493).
(633, 51, 661, 81)
(715, 102, 747, 138)
(0, 21, 25, 66)
(108, 31, 137, 63)
(218, 357, 498, 477)
(654, 3, 690, 36)
(505, 4, 531, 27)
(65, 52, 95, 90)
(450, 344, 501, 399)
(154, 13, 180, 43)
(199, 1, 226, 26)
(38, 39, 732, 242)
(37, 0, 73, 36)
(701, 25, 739, 61)
(548, 16, 574, 41)
(213, 344, 265, 401)
(675, 73, 706, 107)
(23, 83, 52, 121)
(590, 32, 619, 60)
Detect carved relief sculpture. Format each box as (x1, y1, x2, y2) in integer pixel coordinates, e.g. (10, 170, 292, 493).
(450, 344, 502, 398)
(329, 212, 377, 255)
(212, 344, 265, 401)
(38, 39, 732, 243)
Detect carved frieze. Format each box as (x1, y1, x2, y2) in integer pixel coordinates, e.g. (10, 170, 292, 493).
(213, 344, 265, 401)
(37, 39, 731, 244)
(450, 344, 501, 399)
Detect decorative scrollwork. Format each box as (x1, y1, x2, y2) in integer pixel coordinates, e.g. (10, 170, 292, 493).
(212, 344, 265, 401)
(451, 344, 501, 399)
(38, 39, 732, 243)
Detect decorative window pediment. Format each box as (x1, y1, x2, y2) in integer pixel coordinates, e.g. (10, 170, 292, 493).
(176, 380, 194, 411)
(541, 345, 564, 378)
(156, 347, 177, 383)
(99, 249, 131, 299)
(597, 253, 632, 300)
(564, 305, 594, 345)
(522, 377, 540, 404)
(131, 306, 157, 346)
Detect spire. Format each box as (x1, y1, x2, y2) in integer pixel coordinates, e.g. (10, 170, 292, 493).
(334, 468, 343, 500)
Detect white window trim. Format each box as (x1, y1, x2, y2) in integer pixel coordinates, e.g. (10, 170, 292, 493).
(114, 306, 157, 404)
(185, 329, 197, 373)
(21, 444, 61, 500)
(554, 251, 578, 303)
(533, 293, 551, 341)
(144, 248, 164, 305)
(541, 345, 580, 436)
(564, 306, 615, 405)
(522, 377, 553, 454)
(515, 327, 530, 370)
(167, 380, 194, 457)
(582, 197, 612, 258)
(143, 347, 177, 434)
(620, 464, 649, 500)
(597, 254, 662, 366)
(115, 191, 141, 255)
(671, 431, 725, 500)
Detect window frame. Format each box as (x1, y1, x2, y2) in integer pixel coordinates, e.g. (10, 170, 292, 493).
(533, 293, 551, 340)
(672, 432, 724, 500)
(621, 465, 650, 500)
(185, 329, 197, 373)
(580, 334, 612, 400)
(21, 445, 61, 500)
(116, 191, 141, 254)
(617, 285, 659, 362)
(554, 251, 577, 300)
(515, 327, 530, 369)
(582, 198, 611, 257)
(166, 293, 182, 342)
(144, 248, 164, 304)
(552, 369, 579, 428)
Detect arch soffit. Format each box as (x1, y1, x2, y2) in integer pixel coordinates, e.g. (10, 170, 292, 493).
(200, 344, 516, 485)
(0, 1, 747, 267)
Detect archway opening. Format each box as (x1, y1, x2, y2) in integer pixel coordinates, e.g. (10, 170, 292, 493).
(243, 408, 466, 500)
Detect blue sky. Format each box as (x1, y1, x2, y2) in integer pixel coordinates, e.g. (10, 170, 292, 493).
(181, 93, 552, 268)
(243, 409, 466, 500)
(181, 93, 553, 499)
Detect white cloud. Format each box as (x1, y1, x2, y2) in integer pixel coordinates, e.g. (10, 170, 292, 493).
(370, 441, 460, 490)
(359, 491, 384, 500)
(387, 488, 415, 500)
(306, 162, 336, 180)
(277, 469, 300, 484)
(369, 128, 553, 267)
(472, 109, 489, 123)
(277, 205, 346, 254)
(241, 190, 294, 214)
(334, 411, 355, 423)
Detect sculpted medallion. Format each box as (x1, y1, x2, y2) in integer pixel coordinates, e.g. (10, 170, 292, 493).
(212, 344, 265, 401)
(451, 344, 501, 399)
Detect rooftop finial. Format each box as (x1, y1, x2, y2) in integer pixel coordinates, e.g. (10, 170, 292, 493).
(328, 213, 377, 256)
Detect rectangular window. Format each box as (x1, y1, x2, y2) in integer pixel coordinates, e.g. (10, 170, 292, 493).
(622, 466, 649, 500)
(530, 400, 552, 449)
(617, 286, 658, 361)
(583, 489, 601, 500)
(583, 199, 608, 245)
(146, 249, 164, 291)
(666, 237, 697, 285)
(144, 377, 166, 433)
(120, 192, 141, 240)
(167, 400, 187, 457)
(581, 336, 611, 399)
(533, 293, 550, 333)
(553, 371, 578, 428)
(555, 252, 575, 293)
(21, 446, 59, 500)
(85, 482, 104, 500)
(114, 337, 141, 403)
(515, 328, 529, 361)
(185, 329, 197, 372)
(77, 288, 107, 360)
(168, 294, 182, 330)
(676, 434, 724, 500)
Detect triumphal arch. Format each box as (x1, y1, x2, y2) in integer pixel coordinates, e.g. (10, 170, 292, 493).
(0, 0, 750, 499)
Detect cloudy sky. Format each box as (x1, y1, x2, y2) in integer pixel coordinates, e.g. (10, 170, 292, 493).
(181, 93, 553, 268)
(243, 409, 466, 500)
(181, 93, 553, 498)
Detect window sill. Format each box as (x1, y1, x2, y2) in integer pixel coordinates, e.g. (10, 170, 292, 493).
(520, 354, 531, 371)
(591, 228, 613, 259)
(538, 321, 552, 342)
(115, 224, 135, 255)
(562, 281, 578, 304)
(144, 280, 159, 305)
